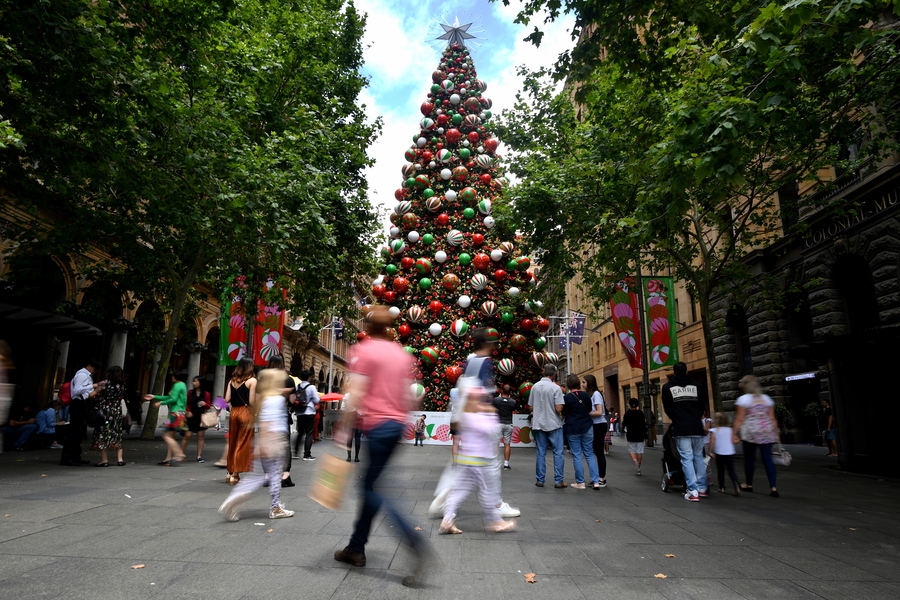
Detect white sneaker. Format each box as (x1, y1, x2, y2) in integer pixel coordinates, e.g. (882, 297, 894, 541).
(684, 490, 699, 502)
(269, 505, 295, 519)
(497, 501, 521, 518)
(218, 493, 248, 522)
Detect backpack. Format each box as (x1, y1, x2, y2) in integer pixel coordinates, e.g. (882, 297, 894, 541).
(297, 382, 313, 412)
(58, 382, 72, 406)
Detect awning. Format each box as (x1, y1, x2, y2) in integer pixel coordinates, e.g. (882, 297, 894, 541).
(0, 303, 102, 338)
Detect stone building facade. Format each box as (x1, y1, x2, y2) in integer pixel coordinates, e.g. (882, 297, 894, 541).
(711, 156, 900, 475)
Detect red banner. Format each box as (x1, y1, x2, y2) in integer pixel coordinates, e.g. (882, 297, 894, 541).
(609, 279, 643, 369)
(252, 300, 285, 366)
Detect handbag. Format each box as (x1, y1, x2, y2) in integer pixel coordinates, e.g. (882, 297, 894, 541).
(200, 410, 218, 429)
(86, 406, 105, 428)
(771, 446, 792, 467)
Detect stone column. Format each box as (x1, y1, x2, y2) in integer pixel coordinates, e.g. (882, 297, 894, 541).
(187, 348, 202, 380)
(212, 363, 227, 400)
(106, 330, 128, 369)
(56, 339, 70, 379)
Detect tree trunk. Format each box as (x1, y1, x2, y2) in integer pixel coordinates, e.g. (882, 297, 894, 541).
(697, 291, 723, 411)
(139, 284, 191, 439)
(139, 251, 207, 440)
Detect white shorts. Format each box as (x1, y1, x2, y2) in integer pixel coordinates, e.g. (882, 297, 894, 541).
(627, 441, 645, 455)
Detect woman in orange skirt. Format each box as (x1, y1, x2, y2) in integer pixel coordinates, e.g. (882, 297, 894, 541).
(225, 357, 256, 485)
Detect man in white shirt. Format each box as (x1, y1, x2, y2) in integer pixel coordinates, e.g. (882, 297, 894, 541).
(530, 364, 566, 488)
(293, 369, 319, 460)
(61, 358, 101, 466)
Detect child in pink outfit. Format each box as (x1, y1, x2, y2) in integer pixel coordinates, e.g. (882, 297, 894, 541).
(440, 388, 516, 534)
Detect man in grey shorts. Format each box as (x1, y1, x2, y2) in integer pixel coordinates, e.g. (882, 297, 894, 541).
(492, 385, 516, 470)
(622, 398, 648, 475)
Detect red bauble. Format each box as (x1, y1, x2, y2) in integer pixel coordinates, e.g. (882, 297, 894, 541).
(437, 114, 450, 126)
(372, 284, 386, 298)
(521, 319, 535, 331)
(420, 102, 434, 116)
(472, 233, 484, 246)
(484, 138, 498, 153)
(383, 291, 397, 304)
(444, 365, 463, 384)
(401, 257, 414, 270)
(421, 150, 433, 162)
(394, 189, 406, 201)
(398, 324, 411, 338)
(479, 173, 492, 186)
(494, 269, 507, 282)
(437, 213, 450, 226)
(393, 277, 409, 294)
(473, 253, 490, 270)
(429, 300, 443, 314)
(536, 317, 550, 332)
(467, 131, 480, 143)
(357, 332, 368, 342)
(445, 128, 462, 144)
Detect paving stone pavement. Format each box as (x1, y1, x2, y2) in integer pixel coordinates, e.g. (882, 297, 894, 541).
(0, 432, 898, 599)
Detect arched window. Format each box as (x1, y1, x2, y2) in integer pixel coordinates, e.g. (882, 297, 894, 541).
(726, 305, 753, 376)
(832, 254, 880, 333)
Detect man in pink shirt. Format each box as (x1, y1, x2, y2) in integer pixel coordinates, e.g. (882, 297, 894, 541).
(334, 306, 430, 588)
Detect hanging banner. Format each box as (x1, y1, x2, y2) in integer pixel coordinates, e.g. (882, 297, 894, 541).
(569, 312, 586, 345)
(609, 279, 644, 369)
(644, 277, 679, 369)
(252, 301, 285, 365)
(219, 282, 248, 366)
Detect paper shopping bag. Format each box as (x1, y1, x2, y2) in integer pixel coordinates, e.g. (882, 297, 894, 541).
(308, 453, 353, 510)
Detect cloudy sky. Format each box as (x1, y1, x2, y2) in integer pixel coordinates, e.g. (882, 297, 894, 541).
(353, 0, 576, 238)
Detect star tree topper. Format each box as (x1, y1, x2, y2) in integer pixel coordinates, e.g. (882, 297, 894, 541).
(433, 17, 478, 48)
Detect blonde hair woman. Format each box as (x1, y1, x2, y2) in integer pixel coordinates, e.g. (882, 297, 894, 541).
(224, 357, 256, 485)
(218, 368, 294, 521)
(731, 375, 780, 497)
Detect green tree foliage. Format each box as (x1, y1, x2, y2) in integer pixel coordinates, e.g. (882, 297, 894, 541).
(0, 0, 379, 432)
(498, 0, 899, 407)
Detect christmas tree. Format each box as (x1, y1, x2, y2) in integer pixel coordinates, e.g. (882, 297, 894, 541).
(370, 31, 555, 412)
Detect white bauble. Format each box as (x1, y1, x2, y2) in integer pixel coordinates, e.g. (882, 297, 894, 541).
(462, 140, 470, 147)
(407, 231, 420, 243)
(483, 216, 496, 228)
(373, 276, 384, 286)
(490, 249, 503, 261)
(440, 168, 452, 180)
(388, 306, 401, 318)
(390, 226, 401, 238)
(416, 137, 427, 147)
(449, 94, 461, 105)
(445, 189, 458, 202)
(429, 161, 436, 168)
(437, 128, 444, 135)
(477, 145, 485, 153)
(508, 287, 520, 297)
(458, 295, 471, 308)
(428, 322, 443, 337)
(434, 250, 448, 263)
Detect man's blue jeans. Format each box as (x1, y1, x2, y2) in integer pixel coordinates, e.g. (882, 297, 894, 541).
(567, 429, 600, 484)
(349, 420, 421, 553)
(2, 424, 37, 448)
(534, 427, 565, 484)
(675, 435, 707, 492)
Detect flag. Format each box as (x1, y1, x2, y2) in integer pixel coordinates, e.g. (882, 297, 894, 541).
(643, 277, 679, 369)
(219, 277, 248, 366)
(335, 318, 345, 340)
(609, 279, 643, 369)
(570, 312, 586, 345)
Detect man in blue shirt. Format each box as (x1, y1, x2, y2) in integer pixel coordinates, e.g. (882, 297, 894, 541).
(61, 358, 101, 466)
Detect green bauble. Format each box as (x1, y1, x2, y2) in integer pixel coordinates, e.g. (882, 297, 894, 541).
(463, 207, 476, 219)
(430, 136, 439, 144)
(431, 84, 440, 93)
(419, 277, 432, 290)
(422, 233, 434, 245)
(534, 337, 547, 350)
(423, 188, 435, 198)
(507, 259, 518, 271)
(386, 264, 398, 275)
(501, 312, 514, 324)
(404, 345, 417, 354)
(406, 177, 415, 188)
(459, 148, 471, 160)
(458, 253, 471, 266)
(452, 113, 463, 126)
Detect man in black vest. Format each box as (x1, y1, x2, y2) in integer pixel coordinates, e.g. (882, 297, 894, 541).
(661, 362, 707, 502)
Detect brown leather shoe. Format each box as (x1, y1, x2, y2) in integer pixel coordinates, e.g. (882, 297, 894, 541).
(535, 481, 544, 487)
(334, 546, 366, 567)
(554, 482, 568, 489)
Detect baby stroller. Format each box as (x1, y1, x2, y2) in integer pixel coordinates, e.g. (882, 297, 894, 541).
(660, 426, 686, 493)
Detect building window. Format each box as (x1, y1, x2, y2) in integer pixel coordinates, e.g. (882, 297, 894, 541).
(726, 305, 753, 376)
(779, 182, 800, 234)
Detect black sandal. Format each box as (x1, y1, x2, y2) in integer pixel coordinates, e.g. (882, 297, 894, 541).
(95, 462, 109, 467)
(117, 461, 126, 466)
